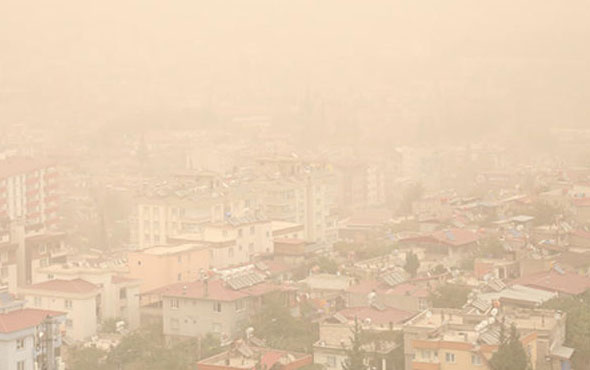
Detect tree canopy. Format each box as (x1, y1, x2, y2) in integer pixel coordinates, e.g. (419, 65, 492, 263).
(342, 317, 366, 370)
(404, 251, 420, 277)
(430, 284, 471, 309)
(489, 324, 531, 370)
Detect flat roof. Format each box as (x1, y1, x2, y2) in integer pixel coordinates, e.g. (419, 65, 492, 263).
(140, 243, 207, 256)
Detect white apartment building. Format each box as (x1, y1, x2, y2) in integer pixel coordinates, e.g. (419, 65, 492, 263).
(0, 308, 66, 370)
(19, 279, 99, 341)
(36, 263, 141, 329)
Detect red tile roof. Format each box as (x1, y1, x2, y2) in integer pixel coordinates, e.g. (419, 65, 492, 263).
(260, 350, 284, 369)
(399, 228, 480, 247)
(337, 306, 415, 325)
(23, 278, 99, 295)
(156, 279, 282, 301)
(573, 198, 590, 207)
(387, 283, 430, 298)
(571, 229, 590, 239)
(0, 308, 65, 333)
(511, 270, 590, 295)
(431, 228, 480, 247)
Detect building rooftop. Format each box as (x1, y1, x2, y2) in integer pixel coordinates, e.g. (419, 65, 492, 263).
(511, 269, 590, 295)
(0, 308, 65, 333)
(153, 278, 282, 302)
(22, 278, 99, 295)
(139, 243, 207, 256)
(337, 306, 415, 326)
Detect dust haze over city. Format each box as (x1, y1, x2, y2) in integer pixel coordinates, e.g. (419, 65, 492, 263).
(1, 1, 590, 370)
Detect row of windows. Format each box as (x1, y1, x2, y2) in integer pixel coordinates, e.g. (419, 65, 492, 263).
(170, 298, 246, 312)
(33, 296, 72, 309)
(416, 350, 481, 366)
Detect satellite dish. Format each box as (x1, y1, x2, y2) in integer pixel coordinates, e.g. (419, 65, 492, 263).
(491, 308, 498, 316)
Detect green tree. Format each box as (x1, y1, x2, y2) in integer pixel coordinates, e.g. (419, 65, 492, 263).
(543, 295, 590, 368)
(477, 238, 505, 258)
(489, 324, 531, 370)
(342, 317, 366, 370)
(404, 251, 420, 277)
(67, 346, 107, 370)
(430, 285, 471, 309)
(317, 256, 339, 274)
(250, 293, 317, 352)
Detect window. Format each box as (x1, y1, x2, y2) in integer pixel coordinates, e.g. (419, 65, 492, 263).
(119, 288, 127, 299)
(213, 302, 222, 312)
(235, 300, 245, 311)
(177, 273, 182, 281)
(445, 352, 455, 363)
(64, 299, 72, 309)
(16, 338, 25, 350)
(472, 354, 482, 365)
(170, 299, 179, 310)
(40, 258, 49, 267)
(170, 318, 179, 331)
(17, 361, 25, 370)
(238, 229, 243, 237)
(0, 252, 7, 262)
(177, 255, 182, 263)
(228, 248, 234, 258)
(250, 226, 255, 235)
(66, 319, 73, 328)
(34, 296, 42, 307)
(249, 243, 254, 252)
(418, 299, 428, 310)
(1, 266, 8, 278)
(39, 244, 47, 254)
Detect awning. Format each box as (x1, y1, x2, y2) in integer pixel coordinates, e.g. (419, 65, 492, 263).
(551, 345, 575, 359)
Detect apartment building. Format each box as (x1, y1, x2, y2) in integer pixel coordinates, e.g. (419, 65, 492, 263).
(36, 263, 141, 329)
(0, 307, 66, 370)
(197, 341, 313, 370)
(257, 176, 331, 243)
(411, 330, 537, 370)
(127, 243, 210, 292)
(0, 221, 69, 291)
(403, 308, 571, 370)
(133, 181, 258, 249)
(158, 273, 286, 339)
(19, 279, 99, 341)
(0, 157, 59, 233)
(0, 242, 18, 293)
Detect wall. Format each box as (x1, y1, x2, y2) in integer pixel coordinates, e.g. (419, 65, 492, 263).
(24, 293, 97, 341)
